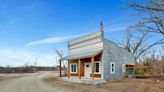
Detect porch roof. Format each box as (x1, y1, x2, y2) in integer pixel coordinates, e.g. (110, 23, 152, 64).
(62, 49, 103, 60)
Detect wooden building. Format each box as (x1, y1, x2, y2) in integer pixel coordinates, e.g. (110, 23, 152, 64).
(62, 24, 135, 80)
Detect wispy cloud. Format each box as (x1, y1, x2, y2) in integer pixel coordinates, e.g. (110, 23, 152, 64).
(110, 26, 126, 32)
(0, 48, 57, 67)
(25, 35, 81, 47)
(105, 23, 129, 33)
(22, 1, 38, 9)
(26, 26, 127, 47)
(7, 18, 19, 26)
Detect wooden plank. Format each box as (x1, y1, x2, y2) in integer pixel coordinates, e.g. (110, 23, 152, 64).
(78, 59, 81, 79)
(80, 62, 84, 76)
(126, 64, 149, 69)
(90, 74, 101, 78)
(70, 73, 78, 76)
(91, 57, 94, 80)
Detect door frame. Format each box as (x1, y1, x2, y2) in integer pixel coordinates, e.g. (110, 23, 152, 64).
(84, 62, 91, 78)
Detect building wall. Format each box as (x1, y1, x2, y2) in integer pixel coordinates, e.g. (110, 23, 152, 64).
(66, 31, 135, 80)
(102, 39, 135, 80)
(68, 31, 103, 55)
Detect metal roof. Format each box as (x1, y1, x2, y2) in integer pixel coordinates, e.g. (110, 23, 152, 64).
(62, 49, 103, 60)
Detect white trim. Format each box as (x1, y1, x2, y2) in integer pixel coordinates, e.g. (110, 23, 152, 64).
(110, 62, 115, 73)
(101, 60, 104, 79)
(94, 61, 101, 74)
(70, 63, 77, 73)
(122, 64, 126, 72)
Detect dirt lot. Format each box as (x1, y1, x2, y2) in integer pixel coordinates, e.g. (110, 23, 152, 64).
(45, 77, 164, 92)
(0, 74, 24, 82)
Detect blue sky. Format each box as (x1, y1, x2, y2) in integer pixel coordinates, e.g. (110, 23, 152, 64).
(0, 0, 142, 66)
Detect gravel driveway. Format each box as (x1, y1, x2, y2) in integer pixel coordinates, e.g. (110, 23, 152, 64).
(0, 71, 68, 92)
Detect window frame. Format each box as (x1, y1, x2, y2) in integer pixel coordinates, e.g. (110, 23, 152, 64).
(70, 63, 77, 73)
(110, 62, 115, 73)
(94, 61, 101, 74)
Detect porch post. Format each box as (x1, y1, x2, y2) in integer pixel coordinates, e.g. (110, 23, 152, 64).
(68, 60, 70, 78)
(78, 59, 81, 79)
(91, 57, 94, 80)
(59, 60, 61, 77)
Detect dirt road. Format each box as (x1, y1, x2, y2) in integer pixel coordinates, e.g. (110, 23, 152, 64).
(0, 71, 68, 92)
(1, 72, 164, 92)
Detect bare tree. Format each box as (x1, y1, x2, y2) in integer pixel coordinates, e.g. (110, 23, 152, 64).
(123, 0, 164, 62)
(55, 49, 66, 67)
(55, 49, 66, 77)
(55, 49, 63, 59)
(143, 50, 164, 75)
(124, 28, 163, 62)
(127, 0, 164, 35)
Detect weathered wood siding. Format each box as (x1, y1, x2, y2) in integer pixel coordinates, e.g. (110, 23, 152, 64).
(66, 31, 135, 80)
(102, 39, 135, 80)
(90, 74, 101, 78)
(68, 32, 103, 55)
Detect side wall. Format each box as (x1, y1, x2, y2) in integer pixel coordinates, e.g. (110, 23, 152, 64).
(102, 39, 135, 80)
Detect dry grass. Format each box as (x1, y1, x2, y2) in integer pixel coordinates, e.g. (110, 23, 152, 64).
(45, 76, 164, 92)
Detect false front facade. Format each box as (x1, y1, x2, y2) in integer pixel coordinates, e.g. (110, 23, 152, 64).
(62, 31, 135, 80)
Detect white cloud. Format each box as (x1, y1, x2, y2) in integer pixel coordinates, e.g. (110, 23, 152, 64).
(7, 18, 18, 26)
(0, 48, 57, 67)
(25, 34, 82, 47)
(26, 24, 128, 47)
(110, 26, 126, 32)
(105, 23, 129, 33)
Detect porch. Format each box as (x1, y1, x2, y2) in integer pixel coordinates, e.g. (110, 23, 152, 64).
(59, 76, 106, 85)
(62, 49, 103, 80)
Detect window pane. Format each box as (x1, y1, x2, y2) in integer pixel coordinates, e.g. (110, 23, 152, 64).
(71, 64, 76, 73)
(111, 62, 115, 73)
(74, 65, 76, 72)
(72, 65, 74, 72)
(94, 63, 99, 73)
(71, 65, 73, 72)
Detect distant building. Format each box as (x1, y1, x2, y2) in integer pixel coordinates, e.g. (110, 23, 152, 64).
(62, 24, 135, 80)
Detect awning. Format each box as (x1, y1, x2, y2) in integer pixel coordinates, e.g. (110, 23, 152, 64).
(62, 49, 103, 60)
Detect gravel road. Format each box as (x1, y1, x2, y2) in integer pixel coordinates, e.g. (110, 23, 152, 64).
(0, 71, 68, 92)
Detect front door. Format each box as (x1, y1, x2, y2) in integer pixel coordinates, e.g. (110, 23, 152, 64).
(84, 63, 91, 78)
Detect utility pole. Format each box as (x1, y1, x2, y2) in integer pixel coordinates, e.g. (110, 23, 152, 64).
(59, 59, 62, 77)
(34, 58, 37, 73)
